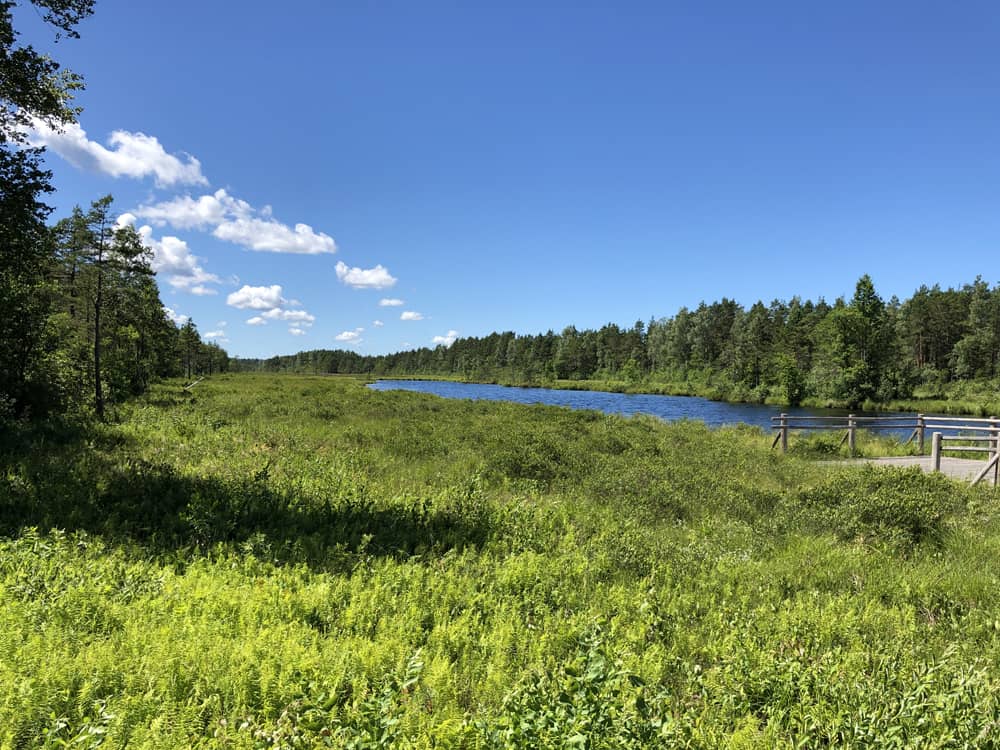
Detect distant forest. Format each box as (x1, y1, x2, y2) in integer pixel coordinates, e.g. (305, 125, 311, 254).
(233, 275, 1000, 408)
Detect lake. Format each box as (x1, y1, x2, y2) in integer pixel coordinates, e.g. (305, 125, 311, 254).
(367, 379, 904, 431)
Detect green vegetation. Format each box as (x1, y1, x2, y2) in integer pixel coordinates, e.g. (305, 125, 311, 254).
(1, 2, 227, 422)
(237, 276, 1000, 413)
(4, 374, 1000, 747)
(5, 4, 1000, 745)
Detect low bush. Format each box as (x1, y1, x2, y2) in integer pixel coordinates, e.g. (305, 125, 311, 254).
(792, 466, 966, 548)
(2, 374, 1000, 746)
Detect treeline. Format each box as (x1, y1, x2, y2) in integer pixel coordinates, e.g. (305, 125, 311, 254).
(2, 187, 228, 419)
(235, 275, 1000, 407)
(1, 3, 227, 420)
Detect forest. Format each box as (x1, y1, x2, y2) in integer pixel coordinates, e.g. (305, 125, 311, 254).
(234, 275, 999, 409)
(0, 2, 226, 421)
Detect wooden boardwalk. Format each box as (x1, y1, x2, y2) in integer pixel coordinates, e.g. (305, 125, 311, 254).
(837, 456, 990, 482)
(775, 413, 1000, 485)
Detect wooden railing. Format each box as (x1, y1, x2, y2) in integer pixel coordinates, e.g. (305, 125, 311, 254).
(770, 412, 1000, 486)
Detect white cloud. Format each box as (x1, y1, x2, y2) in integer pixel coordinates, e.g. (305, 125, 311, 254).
(335, 328, 364, 344)
(28, 119, 207, 187)
(203, 330, 228, 343)
(135, 188, 336, 255)
(379, 298, 404, 307)
(164, 306, 188, 326)
(335, 261, 397, 290)
(432, 330, 460, 346)
(227, 285, 286, 310)
(230, 287, 315, 331)
(216, 216, 336, 255)
(372, 319, 384, 327)
(262, 308, 315, 324)
(401, 311, 424, 321)
(120, 215, 221, 295)
(134, 190, 233, 229)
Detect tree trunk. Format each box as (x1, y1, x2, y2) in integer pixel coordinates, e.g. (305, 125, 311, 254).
(93, 249, 104, 419)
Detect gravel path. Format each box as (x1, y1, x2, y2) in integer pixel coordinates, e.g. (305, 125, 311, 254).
(838, 455, 994, 483)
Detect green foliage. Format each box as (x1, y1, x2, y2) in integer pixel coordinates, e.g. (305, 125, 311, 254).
(0, 0, 94, 143)
(0, 4, 225, 423)
(2, 375, 1000, 746)
(0, 145, 58, 417)
(476, 627, 665, 748)
(793, 466, 966, 548)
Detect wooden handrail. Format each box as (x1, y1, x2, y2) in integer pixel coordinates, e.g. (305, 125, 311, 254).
(771, 423, 916, 430)
(931, 429, 1000, 486)
(769, 415, 906, 422)
(924, 415, 1000, 424)
(771, 412, 1000, 480)
(770, 413, 1000, 485)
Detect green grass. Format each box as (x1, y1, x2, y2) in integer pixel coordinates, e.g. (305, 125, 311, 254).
(2, 374, 1000, 747)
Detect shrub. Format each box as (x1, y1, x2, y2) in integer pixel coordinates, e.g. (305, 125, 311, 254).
(792, 466, 965, 548)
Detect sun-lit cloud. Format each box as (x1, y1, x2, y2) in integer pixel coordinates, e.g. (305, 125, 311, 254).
(262, 308, 315, 323)
(146, 234, 219, 295)
(372, 319, 384, 327)
(118, 213, 220, 295)
(432, 330, 459, 346)
(229, 285, 316, 332)
(335, 327, 364, 345)
(133, 191, 232, 229)
(27, 119, 207, 187)
(227, 284, 287, 310)
(379, 298, 404, 307)
(401, 311, 424, 321)
(215, 216, 336, 255)
(163, 306, 188, 326)
(135, 189, 337, 255)
(335, 261, 397, 289)
(203, 329, 229, 343)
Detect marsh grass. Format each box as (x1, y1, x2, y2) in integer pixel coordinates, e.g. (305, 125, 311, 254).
(2, 374, 1000, 747)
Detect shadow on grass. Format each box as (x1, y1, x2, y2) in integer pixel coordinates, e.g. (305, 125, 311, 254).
(0, 423, 492, 570)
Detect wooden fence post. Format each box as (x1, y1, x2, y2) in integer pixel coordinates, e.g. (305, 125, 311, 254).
(932, 431, 942, 473)
(779, 413, 788, 453)
(847, 414, 856, 457)
(992, 417, 999, 487)
(916, 413, 925, 455)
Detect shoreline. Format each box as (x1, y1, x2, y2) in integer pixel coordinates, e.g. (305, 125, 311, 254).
(367, 374, 1000, 417)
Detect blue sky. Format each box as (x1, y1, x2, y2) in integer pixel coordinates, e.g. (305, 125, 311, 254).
(17, 0, 1000, 357)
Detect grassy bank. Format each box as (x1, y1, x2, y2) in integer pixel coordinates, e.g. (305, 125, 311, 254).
(2, 374, 1000, 747)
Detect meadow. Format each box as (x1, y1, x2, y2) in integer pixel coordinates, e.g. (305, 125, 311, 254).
(2, 374, 1000, 747)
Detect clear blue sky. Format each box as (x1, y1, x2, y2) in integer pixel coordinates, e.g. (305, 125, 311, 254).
(17, 0, 1000, 357)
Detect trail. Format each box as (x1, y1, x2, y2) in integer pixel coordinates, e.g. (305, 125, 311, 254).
(841, 455, 992, 483)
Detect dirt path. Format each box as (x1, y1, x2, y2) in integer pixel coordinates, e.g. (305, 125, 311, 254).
(838, 455, 993, 482)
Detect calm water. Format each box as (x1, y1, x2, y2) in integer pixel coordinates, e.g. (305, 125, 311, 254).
(367, 379, 904, 431)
